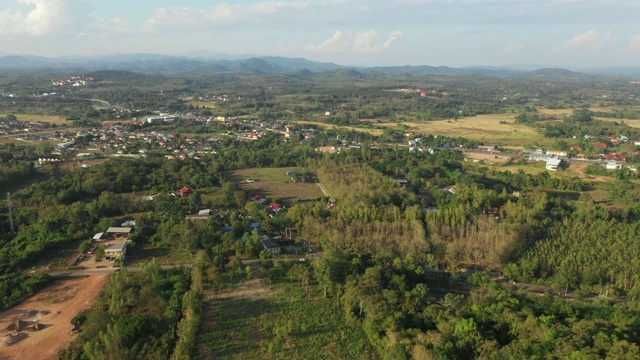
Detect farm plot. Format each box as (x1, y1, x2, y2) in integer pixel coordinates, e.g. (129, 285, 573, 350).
(0, 275, 108, 360)
(0, 113, 68, 125)
(379, 114, 548, 146)
(195, 278, 377, 360)
(223, 168, 324, 204)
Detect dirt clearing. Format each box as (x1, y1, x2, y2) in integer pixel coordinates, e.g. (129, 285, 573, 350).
(0, 275, 108, 360)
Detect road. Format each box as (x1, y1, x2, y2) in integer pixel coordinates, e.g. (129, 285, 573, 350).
(49, 253, 322, 278)
(48, 255, 624, 303)
(316, 183, 331, 198)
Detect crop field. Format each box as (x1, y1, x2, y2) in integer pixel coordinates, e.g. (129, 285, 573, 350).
(0, 113, 68, 124)
(196, 278, 377, 360)
(223, 168, 324, 203)
(380, 114, 549, 145)
(188, 101, 219, 109)
(298, 114, 553, 146)
(295, 120, 384, 136)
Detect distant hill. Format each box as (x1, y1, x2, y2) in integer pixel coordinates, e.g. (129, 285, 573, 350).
(87, 70, 150, 82)
(525, 68, 582, 78)
(1, 53, 639, 77)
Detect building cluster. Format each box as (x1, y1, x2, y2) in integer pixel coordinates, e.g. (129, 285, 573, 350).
(0, 118, 50, 136)
(52, 75, 95, 87)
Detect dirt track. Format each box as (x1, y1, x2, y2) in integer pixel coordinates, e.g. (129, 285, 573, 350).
(0, 275, 108, 360)
(567, 162, 611, 182)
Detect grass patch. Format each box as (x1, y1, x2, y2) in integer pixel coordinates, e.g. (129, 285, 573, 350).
(0, 113, 68, 124)
(223, 168, 324, 203)
(297, 114, 552, 146)
(188, 101, 220, 109)
(196, 279, 377, 360)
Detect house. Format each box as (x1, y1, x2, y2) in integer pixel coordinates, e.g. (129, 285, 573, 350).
(546, 150, 568, 158)
(104, 243, 126, 260)
(528, 153, 555, 162)
(477, 145, 496, 152)
(93, 232, 105, 240)
(591, 142, 608, 148)
(259, 235, 280, 255)
(570, 145, 583, 151)
(186, 209, 212, 221)
(605, 153, 627, 162)
(178, 187, 193, 196)
(105, 227, 133, 235)
(546, 158, 562, 171)
(250, 222, 262, 231)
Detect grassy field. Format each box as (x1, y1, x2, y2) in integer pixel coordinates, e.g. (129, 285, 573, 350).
(382, 114, 549, 145)
(196, 277, 377, 360)
(295, 120, 384, 136)
(188, 101, 219, 109)
(223, 168, 324, 203)
(297, 114, 550, 146)
(0, 113, 67, 124)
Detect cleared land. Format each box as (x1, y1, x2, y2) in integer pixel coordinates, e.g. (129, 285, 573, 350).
(223, 168, 324, 203)
(462, 151, 513, 164)
(196, 276, 377, 360)
(297, 114, 548, 146)
(0, 113, 68, 125)
(381, 114, 547, 145)
(0, 275, 108, 360)
(294, 121, 384, 136)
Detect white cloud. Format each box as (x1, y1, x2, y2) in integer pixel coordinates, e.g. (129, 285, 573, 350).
(306, 30, 404, 53)
(98, 17, 131, 34)
(0, 0, 90, 37)
(503, 42, 524, 54)
(630, 34, 640, 52)
(145, 2, 310, 32)
(558, 29, 612, 51)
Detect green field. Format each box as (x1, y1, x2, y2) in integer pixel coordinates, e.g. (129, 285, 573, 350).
(223, 168, 324, 203)
(196, 278, 377, 360)
(0, 113, 67, 124)
(297, 113, 553, 146)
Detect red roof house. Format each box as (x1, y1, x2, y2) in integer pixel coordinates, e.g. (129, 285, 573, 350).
(178, 187, 193, 196)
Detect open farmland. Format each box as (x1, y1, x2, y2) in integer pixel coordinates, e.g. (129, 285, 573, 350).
(380, 114, 548, 145)
(223, 168, 324, 203)
(294, 121, 384, 136)
(297, 114, 550, 146)
(0, 113, 68, 125)
(196, 277, 377, 360)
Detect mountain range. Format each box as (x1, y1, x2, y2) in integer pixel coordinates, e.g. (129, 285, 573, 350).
(0, 53, 639, 78)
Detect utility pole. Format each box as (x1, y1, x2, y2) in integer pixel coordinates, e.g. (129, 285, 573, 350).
(7, 192, 15, 233)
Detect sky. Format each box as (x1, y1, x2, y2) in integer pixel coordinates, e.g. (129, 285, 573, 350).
(0, 0, 639, 68)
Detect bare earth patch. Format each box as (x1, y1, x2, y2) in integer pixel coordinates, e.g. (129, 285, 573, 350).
(463, 151, 512, 164)
(0, 275, 108, 360)
(224, 168, 324, 203)
(567, 162, 612, 182)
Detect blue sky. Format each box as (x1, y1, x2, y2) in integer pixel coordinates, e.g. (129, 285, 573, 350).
(1, 0, 639, 68)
